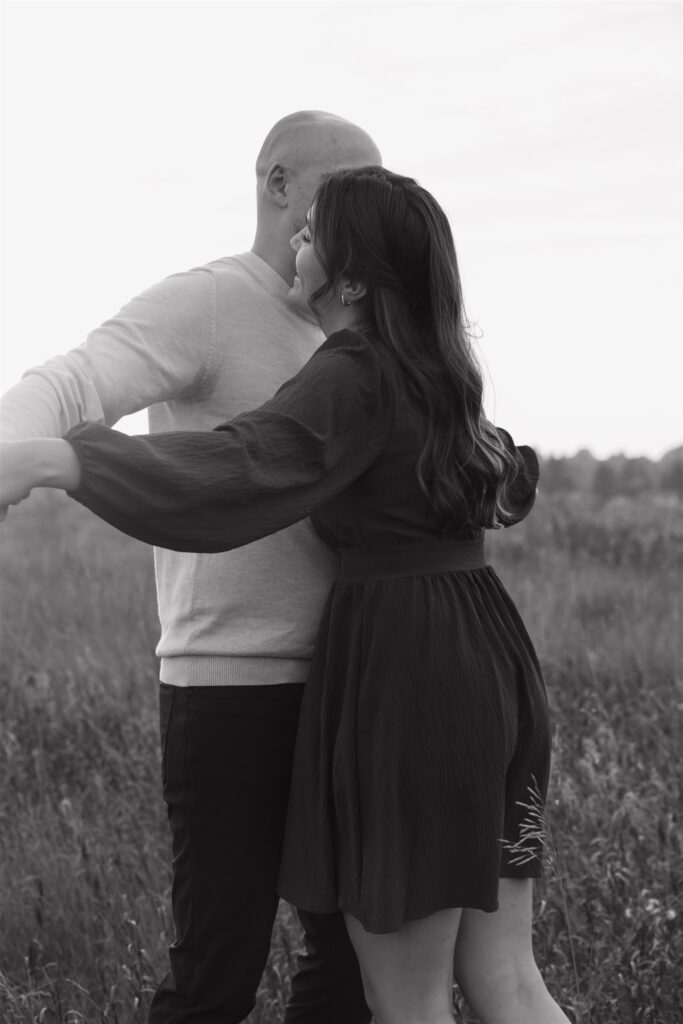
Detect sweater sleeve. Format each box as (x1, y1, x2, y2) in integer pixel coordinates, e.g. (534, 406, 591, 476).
(0, 268, 216, 440)
(65, 330, 392, 553)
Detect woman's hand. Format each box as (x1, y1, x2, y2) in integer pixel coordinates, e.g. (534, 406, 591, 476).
(0, 440, 82, 520)
(0, 441, 38, 519)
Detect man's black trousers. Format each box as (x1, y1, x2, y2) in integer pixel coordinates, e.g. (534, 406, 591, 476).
(148, 683, 371, 1024)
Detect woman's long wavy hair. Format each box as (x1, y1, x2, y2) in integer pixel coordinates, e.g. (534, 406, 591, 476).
(309, 166, 521, 530)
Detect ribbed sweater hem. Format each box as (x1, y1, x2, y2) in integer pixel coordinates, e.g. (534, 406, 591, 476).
(159, 655, 311, 687)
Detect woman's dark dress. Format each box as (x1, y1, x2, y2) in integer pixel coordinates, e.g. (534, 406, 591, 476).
(67, 328, 551, 934)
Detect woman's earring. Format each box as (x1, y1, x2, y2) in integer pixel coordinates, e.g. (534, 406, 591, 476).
(341, 293, 352, 307)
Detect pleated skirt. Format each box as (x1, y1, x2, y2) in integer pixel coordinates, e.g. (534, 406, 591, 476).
(277, 541, 552, 934)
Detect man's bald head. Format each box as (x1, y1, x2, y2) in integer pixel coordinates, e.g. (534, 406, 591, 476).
(255, 110, 381, 181)
(252, 111, 381, 284)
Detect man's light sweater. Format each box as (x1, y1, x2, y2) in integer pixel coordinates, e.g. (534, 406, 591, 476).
(0, 252, 339, 685)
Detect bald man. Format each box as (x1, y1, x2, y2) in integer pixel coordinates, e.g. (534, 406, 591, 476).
(0, 111, 379, 1024)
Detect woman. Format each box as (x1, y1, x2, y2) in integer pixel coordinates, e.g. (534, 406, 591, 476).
(0, 168, 570, 1024)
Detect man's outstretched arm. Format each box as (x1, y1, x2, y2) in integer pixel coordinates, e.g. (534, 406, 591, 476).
(0, 267, 217, 440)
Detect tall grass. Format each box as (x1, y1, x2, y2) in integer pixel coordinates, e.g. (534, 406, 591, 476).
(0, 489, 680, 1023)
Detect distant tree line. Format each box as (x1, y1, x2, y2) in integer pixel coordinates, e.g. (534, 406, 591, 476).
(538, 446, 683, 500)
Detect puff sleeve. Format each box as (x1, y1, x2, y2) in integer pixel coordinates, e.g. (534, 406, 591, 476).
(497, 428, 540, 526)
(65, 330, 392, 553)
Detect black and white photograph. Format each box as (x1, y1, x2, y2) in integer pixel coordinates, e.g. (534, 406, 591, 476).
(0, 1, 681, 1022)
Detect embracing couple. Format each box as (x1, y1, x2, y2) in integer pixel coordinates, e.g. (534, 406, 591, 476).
(0, 111, 570, 1024)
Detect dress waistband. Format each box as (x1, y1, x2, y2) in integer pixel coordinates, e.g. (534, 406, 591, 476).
(338, 538, 487, 581)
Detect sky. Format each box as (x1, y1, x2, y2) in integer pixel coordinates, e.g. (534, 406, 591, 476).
(1, 0, 681, 459)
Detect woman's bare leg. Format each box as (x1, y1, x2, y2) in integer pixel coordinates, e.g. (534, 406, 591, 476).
(453, 878, 570, 1024)
(344, 907, 462, 1024)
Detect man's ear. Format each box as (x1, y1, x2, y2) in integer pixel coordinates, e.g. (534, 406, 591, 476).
(342, 278, 368, 303)
(265, 163, 288, 208)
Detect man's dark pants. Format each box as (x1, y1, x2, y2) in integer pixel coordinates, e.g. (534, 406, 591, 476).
(148, 683, 371, 1024)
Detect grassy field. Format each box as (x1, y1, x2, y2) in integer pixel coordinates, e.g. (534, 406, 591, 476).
(0, 488, 680, 1023)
